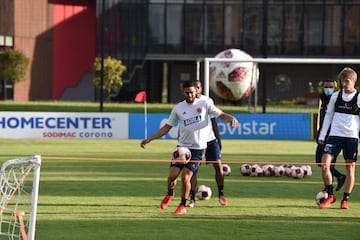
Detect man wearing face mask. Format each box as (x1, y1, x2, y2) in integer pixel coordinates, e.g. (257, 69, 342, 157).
(315, 79, 346, 192)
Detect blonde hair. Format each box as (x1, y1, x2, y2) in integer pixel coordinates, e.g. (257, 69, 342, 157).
(338, 67, 357, 81)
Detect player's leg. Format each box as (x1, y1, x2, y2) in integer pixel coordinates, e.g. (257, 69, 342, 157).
(160, 165, 181, 209)
(332, 161, 346, 191)
(343, 160, 355, 194)
(213, 162, 224, 190)
(340, 138, 358, 209)
(340, 160, 355, 209)
(180, 168, 194, 204)
(319, 137, 341, 208)
(319, 153, 336, 208)
(206, 139, 227, 205)
(174, 149, 204, 215)
(317, 142, 345, 191)
(315, 143, 323, 167)
(212, 162, 227, 206)
(188, 170, 197, 207)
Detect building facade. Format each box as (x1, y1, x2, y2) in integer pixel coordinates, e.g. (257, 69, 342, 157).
(1, 0, 360, 104)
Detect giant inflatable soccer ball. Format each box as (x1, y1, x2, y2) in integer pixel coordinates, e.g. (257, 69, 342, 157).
(209, 49, 259, 101)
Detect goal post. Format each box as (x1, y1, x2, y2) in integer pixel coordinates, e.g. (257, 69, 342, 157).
(199, 57, 360, 113)
(0, 155, 41, 240)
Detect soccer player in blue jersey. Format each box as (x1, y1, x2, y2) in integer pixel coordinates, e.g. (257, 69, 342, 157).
(140, 80, 239, 215)
(318, 67, 360, 209)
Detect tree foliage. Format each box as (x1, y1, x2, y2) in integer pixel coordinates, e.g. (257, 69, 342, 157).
(0, 48, 30, 82)
(93, 56, 127, 94)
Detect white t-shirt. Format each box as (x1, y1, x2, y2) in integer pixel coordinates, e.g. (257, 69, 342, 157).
(166, 97, 223, 149)
(198, 94, 217, 142)
(319, 90, 360, 140)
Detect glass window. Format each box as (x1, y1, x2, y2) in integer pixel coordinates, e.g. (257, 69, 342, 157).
(267, 3, 283, 55)
(204, 3, 224, 52)
(224, 4, 243, 49)
(148, 4, 165, 52)
(303, 3, 324, 55)
(343, 4, 360, 55)
(242, 3, 263, 55)
(166, 4, 183, 52)
(283, 3, 304, 55)
(323, 4, 342, 55)
(183, 3, 204, 53)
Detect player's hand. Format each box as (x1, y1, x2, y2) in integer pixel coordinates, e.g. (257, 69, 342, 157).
(318, 140, 324, 145)
(231, 117, 239, 128)
(140, 139, 150, 149)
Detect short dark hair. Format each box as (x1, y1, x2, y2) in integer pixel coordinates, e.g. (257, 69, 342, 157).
(182, 80, 198, 89)
(324, 79, 334, 83)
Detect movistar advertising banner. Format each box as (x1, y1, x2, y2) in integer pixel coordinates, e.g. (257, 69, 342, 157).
(130, 113, 311, 140)
(0, 112, 128, 139)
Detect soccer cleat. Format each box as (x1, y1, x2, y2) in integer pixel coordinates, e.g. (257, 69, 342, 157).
(219, 195, 228, 206)
(160, 194, 174, 209)
(340, 200, 349, 209)
(174, 205, 187, 215)
(336, 176, 346, 191)
(319, 194, 336, 209)
(187, 199, 196, 208)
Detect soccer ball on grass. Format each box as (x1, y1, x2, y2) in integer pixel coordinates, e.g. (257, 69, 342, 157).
(196, 185, 212, 200)
(291, 167, 304, 179)
(315, 191, 329, 206)
(240, 164, 251, 176)
(222, 164, 231, 176)
(273, 166, 285, 177)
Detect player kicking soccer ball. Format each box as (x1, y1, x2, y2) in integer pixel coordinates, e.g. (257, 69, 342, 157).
(140, 80, 239, 215)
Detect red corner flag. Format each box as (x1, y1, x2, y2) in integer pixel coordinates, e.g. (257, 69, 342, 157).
(135, 91, 147, 103)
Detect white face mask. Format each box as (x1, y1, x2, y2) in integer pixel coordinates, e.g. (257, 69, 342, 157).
(324, 88, 334, 96)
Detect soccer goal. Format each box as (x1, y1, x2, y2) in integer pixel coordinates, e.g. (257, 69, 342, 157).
(0, 155, 41, 240)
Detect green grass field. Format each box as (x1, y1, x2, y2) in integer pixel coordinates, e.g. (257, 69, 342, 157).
(1, 139, 359, 240)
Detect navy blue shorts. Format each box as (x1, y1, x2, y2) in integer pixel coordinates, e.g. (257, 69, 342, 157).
(315, 142, 337, 163)
(170, 148, 205, 173)
(205, 139, 221, 162)
(323, 136, 358, 162)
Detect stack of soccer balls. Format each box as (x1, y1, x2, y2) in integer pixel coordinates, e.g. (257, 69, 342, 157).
(240, 164, 312, 179)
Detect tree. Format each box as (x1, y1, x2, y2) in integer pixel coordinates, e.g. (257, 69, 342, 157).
(0, 48, 30, 82)
(92, 56, 127, 94)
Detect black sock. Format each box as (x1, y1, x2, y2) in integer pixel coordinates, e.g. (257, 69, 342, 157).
(167, 188, 174, 196)
(180, 197, 186, 206)
(190, 190, 195, 200)
(218, 185, 224, 197)
(325, 185, 334, 195)
(343, 192, 350, 201)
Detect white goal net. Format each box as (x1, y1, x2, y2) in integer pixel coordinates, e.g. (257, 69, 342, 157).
(0, 155, 41, 240)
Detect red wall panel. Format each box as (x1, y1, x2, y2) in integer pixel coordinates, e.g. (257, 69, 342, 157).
(53, 1, 95, 100)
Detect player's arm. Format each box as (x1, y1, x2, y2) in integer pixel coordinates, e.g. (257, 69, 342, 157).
(211, 117, 222, 150)
(316, 98, 322, 132)
(140, 124, 172, 148)
(218, 112, 239, 128)
(318, 94, 336, 144)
